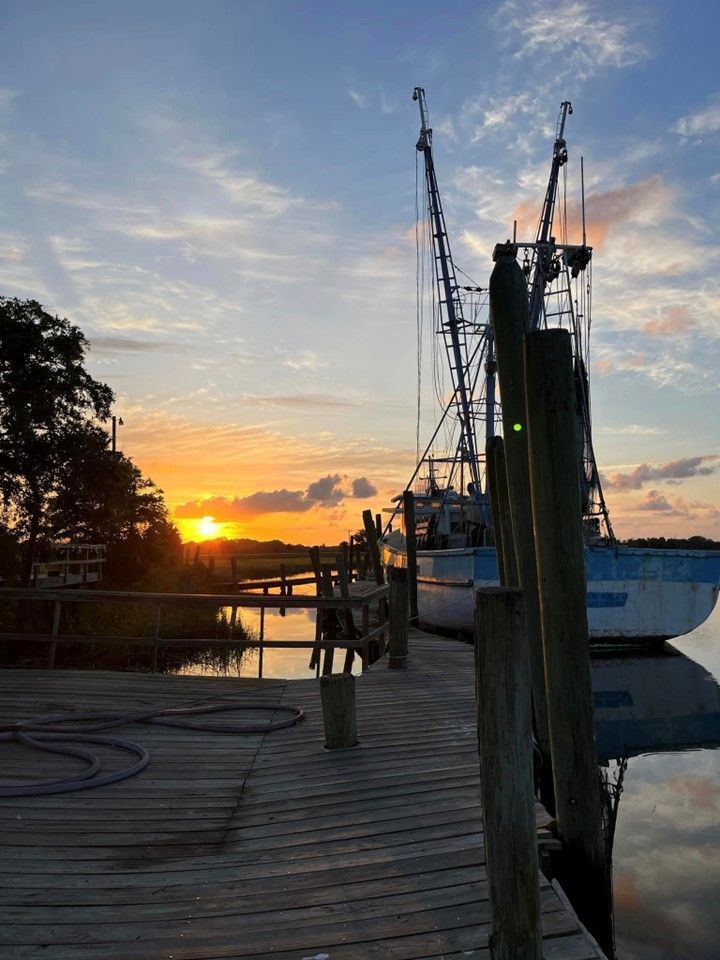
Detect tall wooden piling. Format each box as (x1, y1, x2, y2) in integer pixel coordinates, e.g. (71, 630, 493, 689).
(524, 328, 611, 951)
(489, 244, 551, 780)
(402, 490, 419, 625)
(474, 588, 542, 960)
(485, 437, 518, 587)
(363, 508, 387, 620)
(388, 566, 409, 669)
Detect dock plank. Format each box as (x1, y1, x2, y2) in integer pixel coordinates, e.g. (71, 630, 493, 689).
(0, 628, 607, 958)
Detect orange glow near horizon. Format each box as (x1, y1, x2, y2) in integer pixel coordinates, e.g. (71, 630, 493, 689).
(178, 515, 229, 543)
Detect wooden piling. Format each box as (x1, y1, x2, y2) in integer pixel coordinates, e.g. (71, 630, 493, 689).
(524, 328, 611, 950)
(489, 243, 552, 792)
(487, 436, 518, 588)
(320, 673, 359, 749)
(375, 512, 382, 538)
(388, 566, 409, 669)
(362, 509, 387, 620)
(474, 588, 542, 960)
(47, 600, 61, 669)
(320, 566, 337, 676)
(335, 548, 357, 673)
(402, 490, 419, 625)
(485, 437, 506, 585)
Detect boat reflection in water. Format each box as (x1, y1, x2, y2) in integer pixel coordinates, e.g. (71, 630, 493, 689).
(591, 640, 720, 959)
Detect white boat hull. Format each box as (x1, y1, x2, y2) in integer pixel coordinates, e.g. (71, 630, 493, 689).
(380, 536, 720, 644)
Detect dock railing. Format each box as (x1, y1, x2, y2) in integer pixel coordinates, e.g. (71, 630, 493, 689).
(0, 583, 389, 675)
(30, 544, 106, 588)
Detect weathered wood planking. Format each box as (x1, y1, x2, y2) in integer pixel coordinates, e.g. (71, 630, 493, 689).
(0, 631, 607, 959)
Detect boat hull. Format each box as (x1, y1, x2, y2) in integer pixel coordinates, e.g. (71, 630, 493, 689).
(380, 538, 720, 644)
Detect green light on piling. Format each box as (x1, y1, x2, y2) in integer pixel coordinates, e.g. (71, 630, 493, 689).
(513, 422, 523, 432)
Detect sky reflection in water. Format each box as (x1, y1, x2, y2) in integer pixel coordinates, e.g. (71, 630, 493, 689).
(595, 604, 720, 959)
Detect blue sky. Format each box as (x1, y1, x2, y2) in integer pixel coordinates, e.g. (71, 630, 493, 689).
(1, 0, 718, 541)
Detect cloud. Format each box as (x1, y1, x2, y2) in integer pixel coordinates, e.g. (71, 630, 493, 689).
(602, 455, 720, 491)
(283, 350, 323, 371)
(352, 476, 377, 498)
(175, 473, 379, 520)
(306, 474, 345, 504)
(347, 89, 369, 109)
(241, 393, 358, 409)
(599, 424, 664, 437)
(175, 490, 311, 520)
(513, 176, 669, 251)
(638, 489, 674, 511)
(497, 0, 648, 79)
(89, 335, 179, 353)
(642, 305, 695, 337)
(673, 97, 720, 137)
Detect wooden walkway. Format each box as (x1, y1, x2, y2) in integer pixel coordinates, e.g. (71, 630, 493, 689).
(0, 631, 607, 959)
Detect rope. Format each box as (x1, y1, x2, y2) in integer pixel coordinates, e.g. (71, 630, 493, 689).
(0, 700, 304, 798)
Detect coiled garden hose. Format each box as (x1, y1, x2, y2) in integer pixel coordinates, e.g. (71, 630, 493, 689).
(0, 700, 304, 798)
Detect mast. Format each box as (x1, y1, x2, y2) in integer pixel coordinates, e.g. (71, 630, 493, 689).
(528, 100, 572, 331)
(412, 86, 482, 493)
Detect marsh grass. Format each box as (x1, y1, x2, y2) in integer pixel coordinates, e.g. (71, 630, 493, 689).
(0, 563, 256, 673)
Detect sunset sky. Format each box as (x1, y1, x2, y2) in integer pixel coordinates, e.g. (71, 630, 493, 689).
(0, 0, 718, 543)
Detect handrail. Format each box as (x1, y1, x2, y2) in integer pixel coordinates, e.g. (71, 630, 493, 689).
(0, 582, 390, 674)
(0, 586, 388, 609)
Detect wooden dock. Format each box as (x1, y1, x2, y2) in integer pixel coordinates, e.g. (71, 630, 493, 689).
(0, 630, 607, 959)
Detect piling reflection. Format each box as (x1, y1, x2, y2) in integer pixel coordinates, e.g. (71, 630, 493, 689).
(590, 643, 720, 959)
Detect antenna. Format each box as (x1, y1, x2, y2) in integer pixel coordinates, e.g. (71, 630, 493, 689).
(513, 219, 517, 243)
(580, 156, 587, 247)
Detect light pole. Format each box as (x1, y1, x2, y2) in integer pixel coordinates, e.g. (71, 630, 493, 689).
(111, 415, 124, 454)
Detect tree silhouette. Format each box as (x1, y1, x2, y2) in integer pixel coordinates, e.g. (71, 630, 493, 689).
(0, 299, 113, 583)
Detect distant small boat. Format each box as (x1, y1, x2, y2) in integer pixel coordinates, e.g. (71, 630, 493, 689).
(381, 90, 720, 644)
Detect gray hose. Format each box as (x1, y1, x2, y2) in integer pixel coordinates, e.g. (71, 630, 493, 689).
(0, 701, 303, 798)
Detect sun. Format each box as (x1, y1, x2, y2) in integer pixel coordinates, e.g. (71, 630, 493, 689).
(197, 515, 221, 540)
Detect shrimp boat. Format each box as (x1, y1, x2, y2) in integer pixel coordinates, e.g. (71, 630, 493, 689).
(380, 89, 720, 644)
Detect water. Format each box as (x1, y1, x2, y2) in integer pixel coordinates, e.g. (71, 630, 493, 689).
(176, 584, 362, 680)
(595, 603, 720, 959)
(175, 584, 720, 956)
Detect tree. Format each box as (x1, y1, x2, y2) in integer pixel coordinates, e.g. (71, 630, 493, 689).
(47, 425, 182, 584)
(0, 298, 112, 582)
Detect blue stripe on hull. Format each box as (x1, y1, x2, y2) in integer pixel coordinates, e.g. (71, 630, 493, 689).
(470, 545, 720, 588)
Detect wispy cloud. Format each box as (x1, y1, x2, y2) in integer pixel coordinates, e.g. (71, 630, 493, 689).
(347, 88, 369, 109)
(673, 97, 720, 138)
(497, 0, 648, 79)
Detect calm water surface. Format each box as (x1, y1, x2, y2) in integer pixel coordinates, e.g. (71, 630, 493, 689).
(176, 588, 720, 958)
(596, 603, 720, 960)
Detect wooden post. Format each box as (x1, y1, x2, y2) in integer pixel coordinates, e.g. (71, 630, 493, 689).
(151, 605, 162, 672)
(362, 508, 386, 620)
(524, 328, 611, 950)
(401, 490, 419, 625)
(486, 436, 518, 588)
(375, 512, 382, 538)
(47, 600, 62, 669)
(279, 564, 287, 618)
(489, 243, 552, 792)
(258, 606, 265, 678)
(320, 673, 358, 749)
(388, 566, 409, 669)
(320, 565, 336, 676)
(336, 549, 357, 673)
(308, 547, 323, 671)
(348, 535, 355, 581)
(475, 588, 542, 960)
